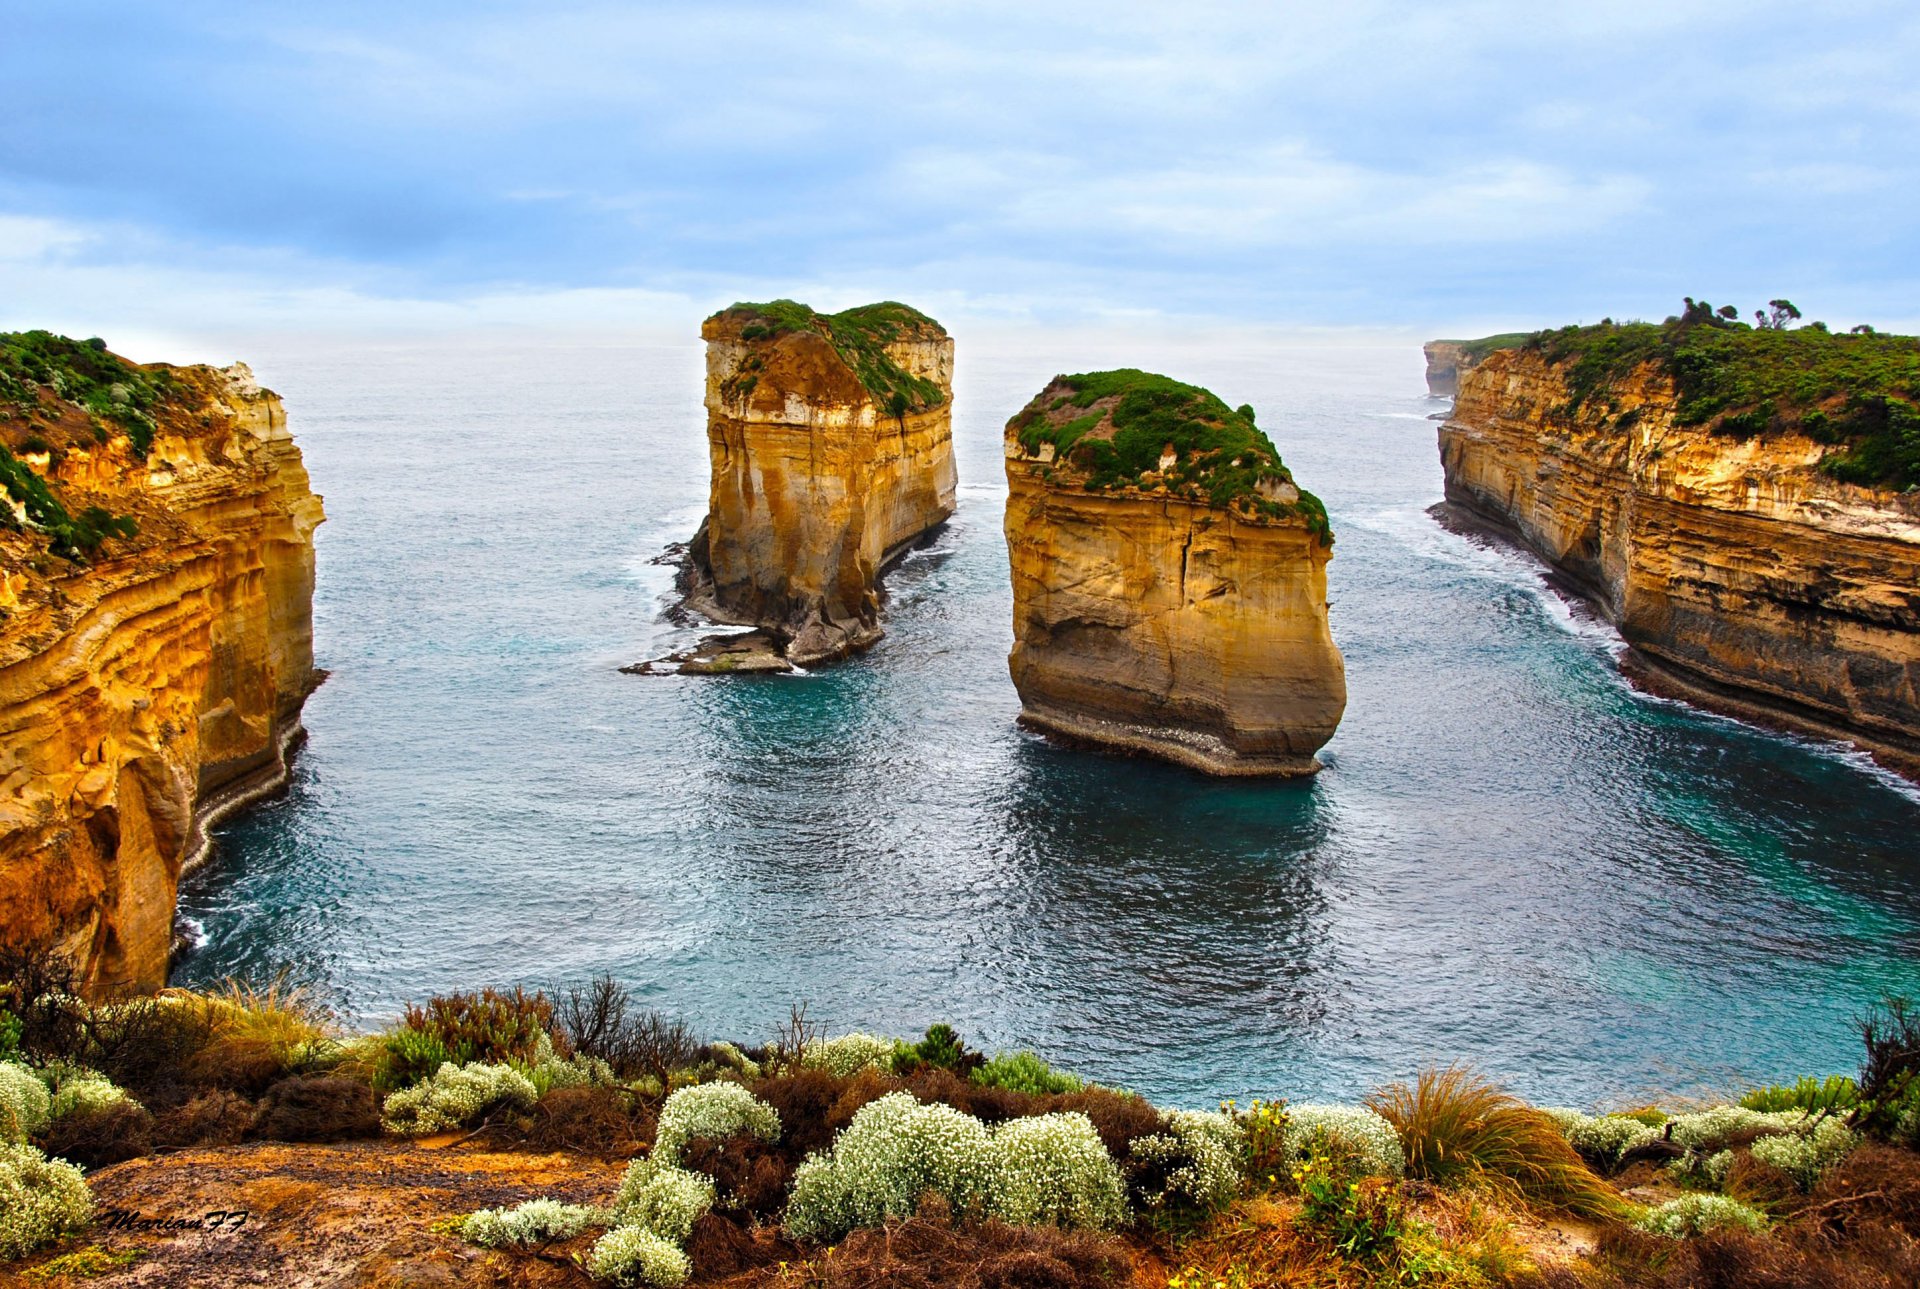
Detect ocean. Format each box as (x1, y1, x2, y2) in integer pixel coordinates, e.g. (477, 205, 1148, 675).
(172, 329, 1920, 1110)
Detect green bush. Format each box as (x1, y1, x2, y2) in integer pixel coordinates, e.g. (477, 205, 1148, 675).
(799, 1033, 896, 1079)
(461, 1198, 605, 1248)
(44, 1067, 139, 1122)
(1740, 1075, 1859, 1116)
(651, 1082, 780, 1166)
(1636, 1193, 1767, 1239)
(1293, 1145, 1405, 1263)
(610, 1158, 714, 1243)
(0, 1142, 92, 1260)
(588, 1224, 691, 1287)
(0, 1063, 49, 1143)
(972, 1050, 1083, 1096)
(380, 1061, 537, 1135)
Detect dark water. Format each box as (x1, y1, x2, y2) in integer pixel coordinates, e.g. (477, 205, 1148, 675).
(173, 332, 1920, 1110)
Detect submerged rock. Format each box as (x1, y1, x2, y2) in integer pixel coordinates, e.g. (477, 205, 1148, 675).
(1002, 370, 1346, 776)
(667, 299, 957, 669)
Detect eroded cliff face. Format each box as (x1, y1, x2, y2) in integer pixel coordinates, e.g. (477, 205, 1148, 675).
(687, 303, 956, 666)
(1441, 349, 1920, 772)
(0, 349, 323, 994)
(1424, 341, 1471, 398)
(1004, 373, 1345, 776)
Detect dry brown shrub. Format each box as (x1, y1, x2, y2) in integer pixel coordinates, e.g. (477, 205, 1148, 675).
(1787, 1141, 1920, 1244)
(685, 1211, 798, 1278)
(751, 1066, 903, 1162)
(524, 1085, 651, 1157)
(153, 1089, 256, 1147)
(783, 1213, 1132, 1289)
(1724, 1150, 1801, 1214)
(681, 1134, 793, 1217)
(249, 1075, 380, 1142)
(1049, 1087, 1170, 1161)
(1585, 1222, 1910, 1289)
(36, 1100, 154, 1166)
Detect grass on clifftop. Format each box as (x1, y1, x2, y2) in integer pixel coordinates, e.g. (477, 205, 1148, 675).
(1009, 368, 1332, 542)
(710, 300, 949, 417)
(1518, 302, 1920, 491)
(1439, 332, 1532, 363)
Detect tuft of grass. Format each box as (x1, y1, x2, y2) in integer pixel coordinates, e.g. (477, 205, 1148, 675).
(1367, 1066, 1625, 1218)
(188, 977, 340, 1088)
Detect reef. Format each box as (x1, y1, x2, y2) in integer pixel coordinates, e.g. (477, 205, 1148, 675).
(1438, 313, 1920, 775)
(0, 332, 323, 994)
(1002, 370, 1345, 776)
(663, 300, 956, 670)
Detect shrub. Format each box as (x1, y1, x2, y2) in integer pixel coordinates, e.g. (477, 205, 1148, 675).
(0, 1142, 91, 1260)
(186, 979, 339, 1093)
(652, 1082, 780, 1166)
(554, 975, 700, 1083)
(528, 1052, 616, 1095)
(589, 1224, 692, 1287)
(1129, 1109, 1246, 1217)
(153, 1090, 255, 1148)
(803, 1033, 897, 1078)
(1369, 1067, 1621, 1216)
(527, 1085, 651, 1157)
(0, 1063, 50, 1142)
(379, 988, 559, 1090)
(612, 1157, 715, 1243)
(1281, 1106, 1405, 1178)
(1545, 1108, 1665, 1171)
(1294, 1146, 1405, 1263)
(250, 1075, 380, 1142)
(989, 1112, 1128, 1229)
(751, 1068, 898, 1160)
(1750, 1117, 1858, 1190)
(380, 1061, 537, 1135)
(36, 1100, 153, 1168)
(892, 1024, 983, 1079)
(786, 1093, 996, 1241)
(707, 1041, 761, 1080)
(1741, 1075, 1860, 1116)
(1638, 1193, 1768, 1238)
(972, 1050, 1082, 1096)
(794, 1215, 1132, 1289)
(460, 1198, 604, 1248)
(43, 1067, 139, 1121)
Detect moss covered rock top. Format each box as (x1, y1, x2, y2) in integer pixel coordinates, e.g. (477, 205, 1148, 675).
(1007, 369, 1331, 542)
(706, 299, 949, 415)
(1511, 310, 1920, 492)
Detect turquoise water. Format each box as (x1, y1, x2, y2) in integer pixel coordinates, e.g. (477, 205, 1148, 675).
(172, 332, 1920, 1110)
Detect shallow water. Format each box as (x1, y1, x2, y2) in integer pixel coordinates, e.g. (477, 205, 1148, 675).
(173, 332, 1920, 1109)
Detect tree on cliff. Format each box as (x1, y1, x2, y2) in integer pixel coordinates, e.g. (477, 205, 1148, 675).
(1756, 299, 1802, 330)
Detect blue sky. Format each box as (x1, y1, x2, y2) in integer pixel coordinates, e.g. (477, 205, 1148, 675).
(3, 0, 1918, 342)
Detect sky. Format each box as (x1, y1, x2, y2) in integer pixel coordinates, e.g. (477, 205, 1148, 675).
(3, 0, 1918, 350)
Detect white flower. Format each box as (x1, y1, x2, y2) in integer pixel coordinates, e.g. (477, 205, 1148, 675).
(1637, 1193, 1766, 1238)
(0, 1143, 92, 1259)
(0, 1064, 51, 1143)
(589, 1224, 691, 1287)
(800, 1033, 896, 1078)
(612, 1158, 714, 1243)
(461, 1198, 605, 1247)
(1281, 1105, 1404, 1177)
(652, 1082, 780, 1166)
(381, 1061, 538, 1135)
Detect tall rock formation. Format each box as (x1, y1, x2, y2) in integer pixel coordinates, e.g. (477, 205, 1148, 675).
(1003, 370, 1346, 776)
(1424, 333, 1529, 398)
(680, 301, 956, 668)
(0, 333, 323, 994)
(1439, 316, 1920, 775)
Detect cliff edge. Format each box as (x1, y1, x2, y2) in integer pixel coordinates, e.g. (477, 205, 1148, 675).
(1003, 370, 1345, 776)
(675, 300, 956, 668)
(1424, 333, 1529, 398)
(1438, 313, 1920, 774)
(0, 332, 323, 994)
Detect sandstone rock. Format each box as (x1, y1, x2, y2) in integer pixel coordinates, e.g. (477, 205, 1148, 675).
(1003, 370, 1346, 776)
(1440, 344, 1920, 776)
(677, 300, 956, 668)
(0, 337, 322, 993)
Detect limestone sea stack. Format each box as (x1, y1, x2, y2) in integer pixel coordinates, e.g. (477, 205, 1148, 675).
(0, 332, 323, 993)
(1438, 312, 1920, 775)
(1003, 370, 1346, 776)
(677, 301, 956, 669)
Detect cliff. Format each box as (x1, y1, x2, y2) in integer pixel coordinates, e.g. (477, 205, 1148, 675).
(1003, 370, 1346, 776)
(680, 300, 956, 667)
(0, 332, 323, 994)
(1424, 333, 1529, 398)
(1438, 316, 1920, 774)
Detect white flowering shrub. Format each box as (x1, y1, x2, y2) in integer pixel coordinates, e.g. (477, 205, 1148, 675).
(461, 1198, 605, 1247)
(531, 1054, 617, 1095)
(0, 1064, 50, 1143)
(612, 1158, 715, 1243)
(1131, 1110, 1247, 1213)
(1750, 1118, 1858, 1189)
(1546, 1110, 1664, 1171)
(44, 1069, 139, 1121)
(708, 1042, 761, 1080)
(990, 1112, 1128, 1229)
(381, 1061, 538, 1135)
(801, 1033, 896, 1078)
(1281, 1105, 1405, 1178)
(1664, 1106, 1799, 1154)
(652, 1082, 780, 1166)
(589, 1224, 691, 1287)
(0, 1142, 92, 1260)
(1637, 1193, 1767, 1239)
(786, 1093, 995, 1241)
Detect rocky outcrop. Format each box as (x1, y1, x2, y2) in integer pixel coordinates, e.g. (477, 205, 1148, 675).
(1424, 341, 1471, 398)
(675, 300, 956, 668)
(1440, 344, 1920, 775)
(0, 335, 323, 994)
(1003, 370, 1346, 776)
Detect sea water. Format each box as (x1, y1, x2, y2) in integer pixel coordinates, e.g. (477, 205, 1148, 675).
(172, 331, 1920, 1109)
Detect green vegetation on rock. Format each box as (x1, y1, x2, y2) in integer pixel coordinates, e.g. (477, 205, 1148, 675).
(1520, 302, 1920, 490)
(0, 444, 137, 561)
(1009, 368, 1332, 542)
(1440, 332, 1531, 363)
(711, 299, 948, 416)
(0, 331, 176, 457)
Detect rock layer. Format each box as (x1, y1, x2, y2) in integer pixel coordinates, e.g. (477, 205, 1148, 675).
(1004, 372, 1345, 775)
(0, 344, 322, 993)
(1440, 347, 1920, 774)
(684, 301, 956, 666)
